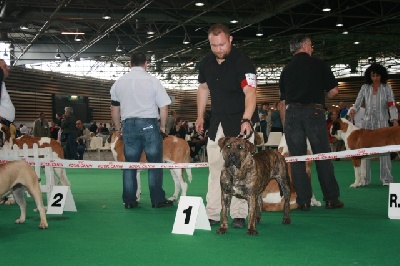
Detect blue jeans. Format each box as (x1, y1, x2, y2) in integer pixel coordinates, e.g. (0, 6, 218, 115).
(121, 118, 166, 205)
(285, 107, 340, 204)
(77, 143, 86, 160)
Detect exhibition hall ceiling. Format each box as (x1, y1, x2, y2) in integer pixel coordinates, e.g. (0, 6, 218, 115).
(1, 0, 400, 84)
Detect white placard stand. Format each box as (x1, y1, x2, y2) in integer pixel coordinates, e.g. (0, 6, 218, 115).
(47, 186, 77, 215)
(388, 183, 400, 219)
(172, 196, 211, 235)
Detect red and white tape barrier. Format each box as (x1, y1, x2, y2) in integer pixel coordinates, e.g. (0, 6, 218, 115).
(1, 145, 400, 169)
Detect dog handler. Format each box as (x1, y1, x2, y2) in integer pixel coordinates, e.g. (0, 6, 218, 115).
(279, 34, 344, 211)
(0, 59, 16, 127)
(110, 51, 173, 209)
(348, 63, 398, 185)
(196, 23, 258, 228)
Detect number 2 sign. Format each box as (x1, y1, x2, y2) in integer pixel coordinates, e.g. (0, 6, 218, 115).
(172, 196, 211, 235)
(47, 186, 77, 214)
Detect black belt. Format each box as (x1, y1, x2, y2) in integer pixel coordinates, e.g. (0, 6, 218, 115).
(286, 103, 324, 110)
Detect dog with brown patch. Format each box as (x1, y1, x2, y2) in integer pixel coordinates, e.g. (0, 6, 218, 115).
(1, 124, 70, 187)
(109, 132, 192, 201)
(262, 134, 321, 211)
(217, 137, 291, 236)
(331, 118, 400, 187)
(0, 161, 48, 229)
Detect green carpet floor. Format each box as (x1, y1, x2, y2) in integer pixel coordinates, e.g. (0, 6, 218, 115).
(1, 160, 400, 265)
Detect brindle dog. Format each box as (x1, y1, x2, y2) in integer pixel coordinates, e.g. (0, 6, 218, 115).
(217, 137, 291, 236)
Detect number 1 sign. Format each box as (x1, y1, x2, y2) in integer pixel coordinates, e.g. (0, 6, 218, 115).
(172, 196, 211, 235)
(47, 186, 77, 214)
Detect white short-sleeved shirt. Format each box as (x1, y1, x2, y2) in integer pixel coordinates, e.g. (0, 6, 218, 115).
(0, 82, 16, 121)
(110, 67, 171, 120)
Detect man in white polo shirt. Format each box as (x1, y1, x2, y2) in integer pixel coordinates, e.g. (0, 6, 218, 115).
(110, 51, 172, 209)
(0, 59, 15, 126)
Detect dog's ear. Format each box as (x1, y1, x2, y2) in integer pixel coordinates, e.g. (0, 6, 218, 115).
(218, 137, 230, 149)
(246, 140, 256, 154)
(331, 119, 340, 136)
(0, 124, 11, 143)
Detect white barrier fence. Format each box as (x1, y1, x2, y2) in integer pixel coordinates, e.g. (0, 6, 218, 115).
(2, 144, 400, 217)
(0, 143, 76, 214)
(2, 145, 400, 169)
(0, 143, 56, 196)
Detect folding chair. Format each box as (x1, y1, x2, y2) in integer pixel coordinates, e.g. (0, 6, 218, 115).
(263, 132, 283, 150)
(86, 136, 103, 160)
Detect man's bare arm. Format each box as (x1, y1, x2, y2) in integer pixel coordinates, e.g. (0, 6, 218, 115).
(196, 82, 210, 133)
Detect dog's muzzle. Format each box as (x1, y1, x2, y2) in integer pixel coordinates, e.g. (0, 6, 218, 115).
(225, 152, 241, 168)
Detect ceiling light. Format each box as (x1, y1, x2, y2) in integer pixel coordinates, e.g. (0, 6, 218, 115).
(183, 35, 190, 45)
(230, 18, 238, 24)
(336, 17, 344, 27)
(74, 34, 82, 41)
(183, 27, 190, 44)
(354, 41, 360, 45)
(256, 24, 263, 37)
(342, 29, 349, 34)
(55, 49, 61, 59)
(116, 42, 124, 52)
(61, 31, 85, 35)
(102, 10, 111, 20)
(20, 23, 29, 30)
(322, 1, 331, 12)
(147, 26, 155, 35)
(195, 2, 205, 6)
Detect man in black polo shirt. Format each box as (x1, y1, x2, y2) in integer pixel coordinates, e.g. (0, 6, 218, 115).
(196, 23, 258, 228)
(279, 34, 344, 211)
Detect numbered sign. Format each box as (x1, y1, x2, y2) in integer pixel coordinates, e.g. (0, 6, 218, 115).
(47, 186, 77, 214)
(388, 183, 400, 219)
(172, 196, 211, 235)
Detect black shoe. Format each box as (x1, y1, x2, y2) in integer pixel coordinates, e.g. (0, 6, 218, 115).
(325, 200, 344, 209)
(152, 200, 174, 208)
(125, 202, 138, 209)
(232, 218, 246, 228)
(297, 203, 310, 211)
(208, 219, 220, 225)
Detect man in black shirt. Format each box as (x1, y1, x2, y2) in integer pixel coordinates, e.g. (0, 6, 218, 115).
(61, 106, 78, 160)
(279, 34, 344, 211)
(196, 23, 258, 228)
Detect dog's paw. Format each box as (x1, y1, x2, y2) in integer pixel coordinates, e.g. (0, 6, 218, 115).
(5, 199, 15, 205)
(216, 228, 227, 234)
(349, 183, 359, 188)
(39, 222, 48, 229)
(246, 229, 259, 236)
(311, 198, 322, 207)
(168, 196, 177, 202)
(15, 218, 25, 224)
(282, 217, 291, 224)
